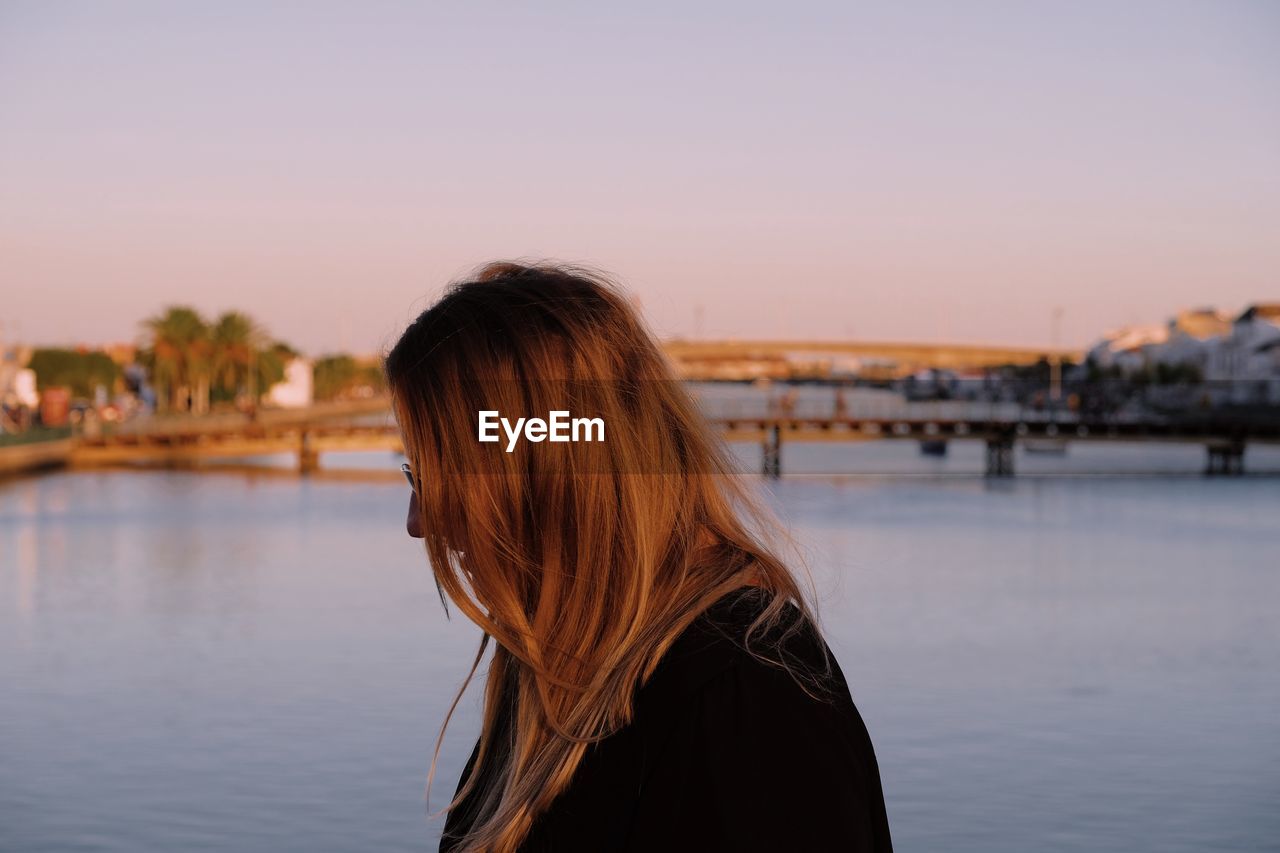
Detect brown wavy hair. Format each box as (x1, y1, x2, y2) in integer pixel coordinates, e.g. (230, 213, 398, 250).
(384, 261, 828, 852)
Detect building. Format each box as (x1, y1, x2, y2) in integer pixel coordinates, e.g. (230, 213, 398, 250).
(1085, 324, 1169, 373)
(1204, 304, 1280, 403)
(1086, 306, 1271, 387)
(266, 358, 314, 408)
(1153, 308, 1233, 376)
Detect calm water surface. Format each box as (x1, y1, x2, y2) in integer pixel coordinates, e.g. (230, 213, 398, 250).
(2, 445, 1278, 852)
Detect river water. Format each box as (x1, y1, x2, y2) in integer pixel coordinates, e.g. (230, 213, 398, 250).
(2, 440, 1279, 852)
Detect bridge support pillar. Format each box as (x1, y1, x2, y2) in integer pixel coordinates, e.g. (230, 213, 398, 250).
(985, 437, 1015, 477)
(1205, 440, 1245, 476)
(299, 431, 320, 474)
(762, 425, 781, 479)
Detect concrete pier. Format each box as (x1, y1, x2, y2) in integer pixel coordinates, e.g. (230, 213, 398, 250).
(1205, 440, 1246, 476)
(0, 437, 73, 478)
(984, 436, 1016, 477)
(762, 424, 782, 479)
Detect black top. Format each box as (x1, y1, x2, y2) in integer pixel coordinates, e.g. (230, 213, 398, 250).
(440, 588, 893, 852)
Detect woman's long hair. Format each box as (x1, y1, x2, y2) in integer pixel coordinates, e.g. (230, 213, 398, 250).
(385, 261, 829, 852)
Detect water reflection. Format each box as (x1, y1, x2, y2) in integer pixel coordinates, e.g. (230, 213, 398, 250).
(15, 523, 37, 620)
(1, 460, 1278, 852)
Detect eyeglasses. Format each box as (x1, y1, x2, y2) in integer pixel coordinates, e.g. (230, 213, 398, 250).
(401, 462, 415, 490)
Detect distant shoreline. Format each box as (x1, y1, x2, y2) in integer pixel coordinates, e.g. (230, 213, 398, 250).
(0, 435, 74, 478)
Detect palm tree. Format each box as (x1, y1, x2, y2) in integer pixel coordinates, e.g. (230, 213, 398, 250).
(210, 311, 265, 405)
(140, 307, 210, 412)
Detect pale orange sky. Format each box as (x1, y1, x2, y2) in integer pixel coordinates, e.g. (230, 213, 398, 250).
(2, 1, 1278, 354)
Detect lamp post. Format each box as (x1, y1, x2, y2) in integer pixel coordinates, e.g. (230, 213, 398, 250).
(1050, 306, 1063, 403)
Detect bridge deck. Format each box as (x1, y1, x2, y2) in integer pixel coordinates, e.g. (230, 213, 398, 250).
(67, 410, 1279, 472)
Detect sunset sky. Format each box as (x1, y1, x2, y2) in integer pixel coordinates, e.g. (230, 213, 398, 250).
(2, 1, 1277, 354)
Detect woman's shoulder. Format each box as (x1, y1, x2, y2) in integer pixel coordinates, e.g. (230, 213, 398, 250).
(627, 588, 894, 852)
(636, 586, 847, 717)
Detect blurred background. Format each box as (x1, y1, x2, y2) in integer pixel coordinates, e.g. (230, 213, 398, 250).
(2, 2, 1278, 851)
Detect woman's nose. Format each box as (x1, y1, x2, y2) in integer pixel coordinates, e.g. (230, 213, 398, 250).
(406, 491, 424, 539)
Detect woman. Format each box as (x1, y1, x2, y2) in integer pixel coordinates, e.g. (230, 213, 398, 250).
(385, 262, 892, 853)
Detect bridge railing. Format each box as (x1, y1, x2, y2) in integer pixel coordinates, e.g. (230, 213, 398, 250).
(48, 379, 1280, 449)
(690, 379, 1280, 431)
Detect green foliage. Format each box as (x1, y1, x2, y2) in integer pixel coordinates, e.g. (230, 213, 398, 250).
(254, 342, 294, 397)
(27, 349, 121, 398)
(208, 311, 262, 403)
(140, 306, 211, 411)
(313, 355, 358, 401)
(139, 306, 299, 411)
(0, 426, 74, 448)
(313, 354, 386, 401)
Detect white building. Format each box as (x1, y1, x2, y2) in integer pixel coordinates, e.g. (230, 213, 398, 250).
(1085, 323, 1169, 373)
(1155, 308, 1232, 375)
(1204, 304, 1280, 404)
(1090, 302, 1269, 381)
(266, 358, 314, 408)
(11, 368, 38, 408)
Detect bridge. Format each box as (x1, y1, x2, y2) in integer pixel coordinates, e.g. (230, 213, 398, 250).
(70, 398, 398, 473)
(663, 339, 1082, 379)
(721, 413, 1267, 477)
(62, 393, 1278, 478)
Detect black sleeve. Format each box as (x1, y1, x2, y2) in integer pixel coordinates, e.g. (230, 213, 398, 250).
(629, 654, 892, 853)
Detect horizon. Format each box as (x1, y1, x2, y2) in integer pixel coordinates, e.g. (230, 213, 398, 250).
(3, 2, 1278, 353)
(0, 296, 1264, 358)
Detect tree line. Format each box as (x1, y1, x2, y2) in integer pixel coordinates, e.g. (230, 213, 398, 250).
(139, 307, 296, 412)
(311, 354, 385, 401)
(26, 307, 296, 413)
(25, 349, 122, 400)
(25, 306, 387, 411)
